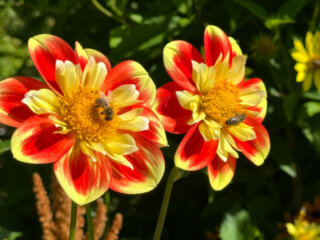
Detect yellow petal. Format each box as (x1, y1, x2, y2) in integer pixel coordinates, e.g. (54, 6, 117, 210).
(227, 55, 247, 85)
(306, 31, 314, 54)
(240, 90, 265, 107)
(118, 116, 149, 132)
(217, 133, 238, 161)
(296, 70, 307, 82)
(229, 37, 242, 55)
(118, 108, 143, 121)
(214, 54, 229, 82)
(82, 57, 107, 89)
(228, 123, 256, 141)
(294, 63, 308, 72)
(176, 90, 205, 124)
(55, 60, 81, 94)
(199, 120, 221, 141)
(22, 89, 60, 115)
(291, 52, 309, 63)
(191, 61, 215, 95)
(314, 31, 320, 54)
(105, 134, 138, 156)
(293, 40, 307, 56)
(303, 71, 313, 91)
(111, 84, 139, 108)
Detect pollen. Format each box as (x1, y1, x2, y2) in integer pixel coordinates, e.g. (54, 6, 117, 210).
(202, 80, 243, 126)
(59, 87, 117, 142)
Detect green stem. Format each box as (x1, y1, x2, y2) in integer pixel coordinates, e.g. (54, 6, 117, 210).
(69, 201, 78, 240)
(86, 204, 94, 240)
(310, 0, 320, 31)
(91, 0, 126, 24)
(153, 166, 186, 240)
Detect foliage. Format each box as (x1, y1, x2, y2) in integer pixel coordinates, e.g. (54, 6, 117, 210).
(0, 0, 320, 239)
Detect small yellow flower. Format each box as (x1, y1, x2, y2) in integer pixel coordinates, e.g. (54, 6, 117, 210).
(292, 31, 320, 91)
(286, 209, 320, 240)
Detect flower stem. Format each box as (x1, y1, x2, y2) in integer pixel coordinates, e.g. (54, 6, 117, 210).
(86, 204, 94, 240)
(91, 0, 126, 24)
(69, 201, 77, 240)
(153, 166, 187, 240)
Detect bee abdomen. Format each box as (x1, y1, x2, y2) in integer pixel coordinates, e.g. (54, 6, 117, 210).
(225, 113, 246, 126)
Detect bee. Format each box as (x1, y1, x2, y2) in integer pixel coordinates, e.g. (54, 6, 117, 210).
(225, 113, 246, 126)
(95, 93, 113, 121)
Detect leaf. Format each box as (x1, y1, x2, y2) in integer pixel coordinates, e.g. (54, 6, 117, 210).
(0, 139, 10, 155)
(303, 91, 320, 101)
(270, 135, 296, 178)
(304, 101, 320, 117)
(278, 0, 310, 18)
(264, 15, 294, 30)
(283, 92, 301, 122)
(173, 0, 193, 14)
(234, 0, 268, 21)
(0, 226, 22, 240)
(220, 209, 263, 240)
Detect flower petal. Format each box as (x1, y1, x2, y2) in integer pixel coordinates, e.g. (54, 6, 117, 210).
(137, 107, 168, 147)
(238, 78, 267, 121)
(228, 123, 256, 142)
(81, 57, 108, 90)
(11, 114, 74, 164)
(204, 25, 232, 67)
(111, 84, 139, 109)
(109, 133, 165, 194)
(101, 60, 156, 108)
(229, 37, 242, 56)
(153, 82, 192, 134)
(28, 34, 77, 94)
(175, 123, 218, 171)
(207, 154, 236, 191)
(227, 55, 246, 85)
(22, 89, 60, 115)
(55, 60, 81, 94)
(163, 40, 204, 92)
(191, 61, 216, 95)
(0, 77, 47, 127)
(176, 90, 205, 124)
(234, 118, 270, 166)
(75, 42, 111, 72)
(54, 143, 112, 205)
(118, 112, 149, 133)
(303, 71, 313, 91)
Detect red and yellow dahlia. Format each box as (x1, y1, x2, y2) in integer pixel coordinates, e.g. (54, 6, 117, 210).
(0, 34, 167, 205)
(154, 25, 270, 190)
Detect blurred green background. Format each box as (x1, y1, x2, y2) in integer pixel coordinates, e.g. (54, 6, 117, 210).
(1, 0, 320, 239)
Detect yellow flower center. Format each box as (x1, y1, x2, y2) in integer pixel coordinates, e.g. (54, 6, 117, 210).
(202, 80, 243, 126)
(59, 87, 117, 142)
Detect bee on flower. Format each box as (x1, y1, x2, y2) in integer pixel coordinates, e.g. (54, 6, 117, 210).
(153, 25, 270, 190)
(0, 34, 167, 205)
(292, 31, 320, 91)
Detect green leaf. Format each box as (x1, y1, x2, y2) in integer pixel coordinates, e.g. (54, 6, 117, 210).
(220, 209, 263, 240)
(304, 101, 320, 117)
(278, 0, 310, 18)
(173, 0, 193, 14)
(234, 0, 268, 21)
(270, 135, 296, 178)
(264, 15, 294, 30)
(283, 92, 301, 122)
(105, 0, 128, 16)
(0, 139, 10, 155)
(303, 91, 320, 101)
(0, 226, 22, 240)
